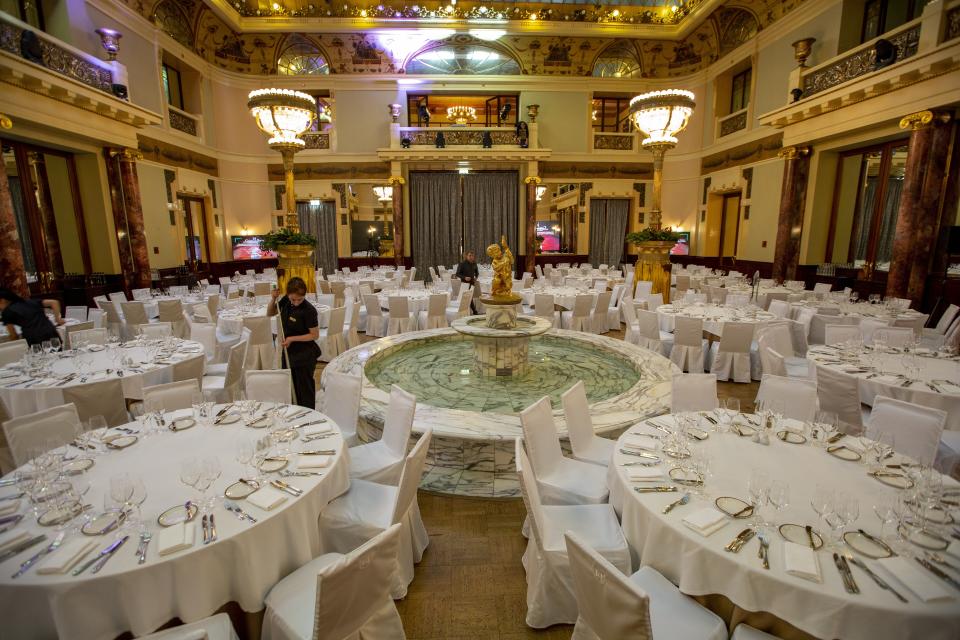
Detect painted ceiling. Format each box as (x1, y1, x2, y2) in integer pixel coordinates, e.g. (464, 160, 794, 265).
(122, 0, 808, 77)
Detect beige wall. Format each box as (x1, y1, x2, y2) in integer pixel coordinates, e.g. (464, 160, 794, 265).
(520, 91, 589, 153)
(335, 90, 395, 154)
(138, 163, 182, 269)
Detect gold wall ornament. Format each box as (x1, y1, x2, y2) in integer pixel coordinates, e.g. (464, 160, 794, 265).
(898, 111, 951, 130)
(791, 38, 816, 67)
(0, 114, 11, 129)
(526, 104, 540, 123)
(109, 148, 143, 161)
(387, 175, 406, 186)
(523, 176, 541, 185)
(777, 145, 812, 160)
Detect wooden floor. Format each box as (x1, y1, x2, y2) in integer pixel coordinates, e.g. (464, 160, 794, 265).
(318, 327, 759, 639)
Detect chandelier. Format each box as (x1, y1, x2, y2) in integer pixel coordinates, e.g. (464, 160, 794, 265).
(373, 186, 394, 203)
(247, 88, 316, 148)
(446, 105, 477, 125)
(628, 90, 695, 148)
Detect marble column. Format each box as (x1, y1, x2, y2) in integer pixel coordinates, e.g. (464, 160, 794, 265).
(389, 176, 405, 268)
(524, 176, 540, 275)
(0, 115, 29, 296)
(771, 145, 812, 282)
(27, 152, 65, 277)
(886, 111, 953, 301)
(104, 148, 151, 289)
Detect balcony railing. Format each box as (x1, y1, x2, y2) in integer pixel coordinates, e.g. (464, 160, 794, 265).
(398, 126, 521, 146)
(302, 131, 331, 150)
(718, 109, 748, 137)
(168, 106, 199, 136)
(592, 131, 636, 151)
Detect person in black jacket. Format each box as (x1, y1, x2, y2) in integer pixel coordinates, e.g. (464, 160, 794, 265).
(267, 277, 321, 408)
(455, 250, 481, 314)
(0, 288, 63, 346)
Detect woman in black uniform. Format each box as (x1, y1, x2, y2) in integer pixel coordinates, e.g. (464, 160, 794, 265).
(0, 288, 63, 346)
(267, 277, 321, 408)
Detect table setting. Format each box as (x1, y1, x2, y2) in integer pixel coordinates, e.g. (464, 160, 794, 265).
(607, 406, 960, 640)
(520, 286, 598, 311)
(656, 301, 776, 336)
(0, 400, 349, 640)
(0, 336, 207, 418)
(377, 289, 447, 314)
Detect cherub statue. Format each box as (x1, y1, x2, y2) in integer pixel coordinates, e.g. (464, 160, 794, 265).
(486, 235, 518, 301)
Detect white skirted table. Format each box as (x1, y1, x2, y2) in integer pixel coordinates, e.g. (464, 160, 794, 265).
(0, 403, 349, 640)
(656, 303, 776, 337)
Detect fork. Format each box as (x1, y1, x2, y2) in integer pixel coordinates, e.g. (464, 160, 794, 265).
(136, 531, 152, 564)
(757, 532, 770, 569)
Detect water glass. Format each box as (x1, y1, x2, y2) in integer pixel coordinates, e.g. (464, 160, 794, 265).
(747, 470, 771, 529)
(767, 480, 790, 524)
(179, 458, 201, 502)
(873, 494, 898, 542)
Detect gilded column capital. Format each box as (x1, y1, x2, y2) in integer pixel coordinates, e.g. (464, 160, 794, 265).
(109, 147, 143, 161)
(387, 176, 405, 186)
(523, 176, 541, 185)
(899, 110, 951, 130)
(0, 114, 11, 130)
(777, 145, 812, 160)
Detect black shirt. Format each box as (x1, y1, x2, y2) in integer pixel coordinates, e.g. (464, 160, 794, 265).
(278, 296, 321, 367)
(1, 299, 58, 346)
(455, 260, 479, 282)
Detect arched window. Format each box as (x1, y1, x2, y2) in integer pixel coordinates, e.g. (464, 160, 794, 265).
(152, 0, 193, 49)
(277, 36, 330, 75)
(592, 42, 643, 78)
(405, 45, 521, 75)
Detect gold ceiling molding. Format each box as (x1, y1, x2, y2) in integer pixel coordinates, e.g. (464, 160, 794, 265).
(700, 132, 783, 174)
(137, 135, 220, 176)
(119, 0, 808, 78)
(540, 162, 653, 179)
(267, 161, 391, 181)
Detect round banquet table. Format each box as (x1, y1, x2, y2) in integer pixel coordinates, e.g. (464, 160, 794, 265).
(521, 287, 598, 311)
(607, 414, 960, 640)
(656, 303, 776, 336)
(807, 345, 960, 430)
(0, 403, 349, 640)
(377, 289, 446, 314)
(0, 340, 207, 418)
(725, 285, 794, 308)
(215, 305, 331, 336)
(791, 300, 927, 324)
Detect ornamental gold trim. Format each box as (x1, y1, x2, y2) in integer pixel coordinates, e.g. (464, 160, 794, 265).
(387, 176, 405, 186)
(524, 176, 541, 185)
(899, 111, 934, 130)
(0, 114, 11, 129)
(777, 145, 811, 160)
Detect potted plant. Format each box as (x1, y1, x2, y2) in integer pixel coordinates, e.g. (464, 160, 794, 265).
(259, 228, 317, 253)
(626, 227, 680, 302)
(260, 228, 317, 289)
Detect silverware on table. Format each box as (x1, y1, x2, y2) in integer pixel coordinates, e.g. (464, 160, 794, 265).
(224, 500, 257, 524)
(845, 555, 907, 603)
(805, 525, 818, 549)
(136, 531, 151, 565)
(72, 536, 124, 576)
(209, 514, 217, 543)
(201, 515, 209, 544)
(281, 470, 323, 478)
(11, 532, 64, 578)
(619, 449, 660, 461)
(633, 486, 676, 494)
(294, 419, 328, 430)
(916, 557, 960, 591)
(724, 529, 755, 553)
(0, 492, 24, 502)
(757, 532, 770, 570)
(0, 534, 47, 563)
(663, 494, 690, 514)
(271, 480, 303, 496)
(833, 552, 859, 594)
(91, 535, 128, 574)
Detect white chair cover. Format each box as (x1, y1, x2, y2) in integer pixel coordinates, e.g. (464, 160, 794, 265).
(142, 380, 199, 412)
(137, 613, 239, 640)
(121, 301, 149, 327)
(349, 385, 416, 484)
(242, 316, 277, 370)
(768, 299, 791, 319)
(671, 373, 719, 413)
(323, 372, 362, 448)
(202, 339, 248, 403)
(65, 306, 88, 322)
(591, 292, 612, 334)
(865, 396, 945, 466)
(755, 374, 818, 422)
(318, 307, 347, 363)
(2, 403, 81, 467)
(245, 370, 293, 404)
(0, 340, 26, 366)
(824, 325, 862, 345)
(387, 297, 415, 336)
(710, 321, 754, 383)
(809, 313, 859, 344)
(561, 295, 594, 332)
(68, 328, 106, 347)
(158, 299, 189, 339)
(533, 294, 560, 328)
(138, 322, 173, 338)
(859, 317, 889, 345)
(364, 294, 387, 338)
(418, 294, 448, 330)
(873, 327, 914, 348)
(815, 366, 864, 435)
(62, 378, 129, 427)
(561, 381, 614, 467)
(87, 307, 105, 329)
(670, 316, 705, 373)
(343, 299, 361, 349)
(190, 323, 217, 363)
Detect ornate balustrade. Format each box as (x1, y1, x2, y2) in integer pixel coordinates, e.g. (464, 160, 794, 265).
(718, 109, 748, 137)
(168, 106, 199, 136)
(592, 131, 636, 151)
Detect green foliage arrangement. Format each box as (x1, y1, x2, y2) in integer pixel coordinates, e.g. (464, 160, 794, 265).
(626, 227, 681, 244)
(259, 228, 317, 251)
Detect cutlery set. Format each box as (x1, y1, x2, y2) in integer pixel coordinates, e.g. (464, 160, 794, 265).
(224, 500, 258, 523)
(72, 536, 127, 576)
(724, 528, 755, 553)
(270, 480, 303, 497)
(833, 553, 859, 594)
(201, 515, 218, 544)
(757, 532, 770, 569)
(135, 532, 151, 564)
(11, 533, 64, 578)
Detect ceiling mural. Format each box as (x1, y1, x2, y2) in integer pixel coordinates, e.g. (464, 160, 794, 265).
(127, 0, 807, 77)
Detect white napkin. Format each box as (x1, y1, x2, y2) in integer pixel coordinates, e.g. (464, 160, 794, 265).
(0, 530, 29, 554)
(298, 454, 331, 469)
(0, 499, 20, 517)
(303, 424, 333, 437)
(682, 508, 727, 537)
(157, 521, 196, 556)
(37, 539, 97, 574)
(627, 466, 664, 481)
(784, 541, 821, 583)
(947, 540, 960, 561)
(246, 486, 288, 511)
(622, 435, 659, 452)
(875, 556, 953, 602)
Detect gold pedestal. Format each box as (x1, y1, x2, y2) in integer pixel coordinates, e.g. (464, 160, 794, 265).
(378, 239, 395, 258)
(276, 244, 316, 293)
(633, 240, 674, 304)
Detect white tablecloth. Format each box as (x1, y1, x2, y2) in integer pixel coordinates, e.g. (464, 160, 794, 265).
(521, 287, 598, 311)
(377, 290, 446, 314)
(656, 303, 776, 336)
(0, 404, 350, 640)
(608, 415, 960, 640)
(0, 341, 206, 418)
(808, 345, 960, 430)
(791, 301, 926, 325)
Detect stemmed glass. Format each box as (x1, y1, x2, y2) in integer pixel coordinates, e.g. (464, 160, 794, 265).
(194, 457, 222, 513)
(109, 473, 135, 530)
(127, 476, 148, 531)
(816, 411, 839, 445)
(179, 458, 201, 505)
(873, 494, 898, 543)
(236, 441, 255, 481)
(826, 492, 859, 547)
(811, 484, 834, 533)
(747, 470, 771, 531)
(767, 480, 790, 526)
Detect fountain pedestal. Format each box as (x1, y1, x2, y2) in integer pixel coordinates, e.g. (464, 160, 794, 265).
(451, 313, 552, 378)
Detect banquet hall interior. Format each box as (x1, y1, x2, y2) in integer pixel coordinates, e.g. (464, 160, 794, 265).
(1, 0, 960, 637)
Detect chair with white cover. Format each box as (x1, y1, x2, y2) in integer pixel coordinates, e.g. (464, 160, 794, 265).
(242, 316, 277, 370)
(924, 304, 959, 340)
(634, 308, 673, 357)
(318, 306, 347, 363)
(520, 396, 608, 505)
(190, 323, 217, 363)
(865, 396, 945, 467)
(561, 381, 614, 467)
(418, 294, 449, 330)
(142, 380, 200, 412)
(565, 532, 727, 640)
(138, 322, 173, 339)
(756, 324, 810, 378)
(768, 299, 791, 319)
(62, 379, 129, 427)
(591, 292, 612, 334)
(65, 306, 88, 322)
(2, 403, 81, 467)
(158, 299, 189, 339)
(533, 294, 560, 328)
(824, 324, 862, 345)
(809, 313, 859, 345)
(670, 316, 706, 373)
(726, 293, 751, 307)
(709, 322, 754, 383)
(755, 374, 818, 422)
(263, 524, 405, 640)
(322, 372, 362, 447)
(671, 373, 719, 413)
(87, 307, 104, 329)
(794, 307, 815, 340)
(813, 282, 832, 295)
(63, 321, 94, 349)
(0, 339, 26, 366)
(245, 370, 293, 404)
(386, 297, 416, 336)
(561, 295, 594, 332)
(67, 327, 106, 347)
(707, 286, 727, 305)
(516, 441, 629, 629)
(202, 339, 247, 403)
(108, 291, 128, 304)
(859, 317, 889, 345)
(319, 429, 432, 600)
(445, 290, 472, 324)
(349, 385, 416, 484)
(364, 294, 387, 338)
(136, 614, 238, 640)
(342, 298, 362, 349)
(873, 327, 914, 348)
(606, 285, 624, 329)
(120, 301, 149, 327)
(99, 298, 123, 335)
(815, 367, 865, 435)
(634, 281, 653, 298)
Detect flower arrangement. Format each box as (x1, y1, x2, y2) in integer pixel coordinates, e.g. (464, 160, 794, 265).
(626, 227, 681, 244)
(259, 228, 317, 251)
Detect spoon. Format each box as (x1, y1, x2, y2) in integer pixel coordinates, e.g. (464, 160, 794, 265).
(663, 493, 689, 514)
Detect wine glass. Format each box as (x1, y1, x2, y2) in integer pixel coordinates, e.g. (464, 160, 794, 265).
(198, 457, 221, 512)
(179, 458, 201, 504)
(816, 411, 839, 443)
(747, 470, 771, 530)
(873, 494, 898, 543)
(810, 484, 834, 531)
(767, 480, 790, 525)
(127, 476, 147, 531)
(49, 337, 61, 354)
(236, 441, 255, 479)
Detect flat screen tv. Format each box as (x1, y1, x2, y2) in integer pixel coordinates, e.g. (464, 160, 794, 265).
(231, 236, 277, 260)
(535, 220, 560, 252)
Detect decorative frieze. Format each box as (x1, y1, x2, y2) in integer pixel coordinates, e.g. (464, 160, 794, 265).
(700, 133, 783, 174)
(593, 133, 634, 151)
(168, 109, 197, 136)
(137, 135, 219, 176)
(407, 129, 518, 146)
(719, 110, 747, 137)
(302, 132, 330, 149)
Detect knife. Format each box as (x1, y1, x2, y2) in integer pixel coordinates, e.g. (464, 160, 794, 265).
(725, 529, 755, 552)
(270, 480, 302, 496)
(294, 420, 327, 429)
(835, 552, 860, 594)
(663, 493, 689, 514)
(619, 449, 660, 461)
(12, 532, 65, 578)
(91, 535, 128, 574)
(846, 555, 907, 602)
(916, 557, 960, 591)
(72, 536, 125, 576)
(633, 486, 677, 493)
(0, 492, 24, 502)
(0, 535, 47, 563)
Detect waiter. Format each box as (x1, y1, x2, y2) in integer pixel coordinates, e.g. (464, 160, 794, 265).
(0, 288, 63, 346)
(455, 250, 480, 314)
(267, 277, 321, 409)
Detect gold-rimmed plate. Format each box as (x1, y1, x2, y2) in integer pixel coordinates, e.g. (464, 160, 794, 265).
(170, 417, 196, 432)
(778, 523, 824, 550)
(215, 413, 241, 426)
(37, 501, 83, 526)
(662, 447, 691, 460)
(258, 457, 288, 473)
(899, 525, 949, 551)
(732, 423, 757, 437)
(715, 496, 754, 519)
(669, 467, 703, 486)
(869, 471, 914, 489)
(157, 502, 198, 527)
(224, 479, 260, 500)
(81, 510, 125, 536)
(103, 434, 138, 450)
(777, 430, 807, 445)
(843, 530, 894, 559)
(827, 445, 861, 461)
(906, 503, 955, 525)
(63, 458, 94, 475)
(246, 416, 272, 429)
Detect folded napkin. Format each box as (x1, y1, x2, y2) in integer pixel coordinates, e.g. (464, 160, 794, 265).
(627, 466, 664, 482)
(303, 424, 333, 437)
(0, 530, 29, 554)
(622, 435, 659, 452)
(784, 541, 821, 583)
(875, 556, 953, 602)
(298, 454, 332, 469)
(157, 521, 196, 556)
(37, 539, 97, 574)
(0, 499, 20, 517)
(247, 486, 288, 511)
(682, 508, 727, 537)
(947, 540, 960, 561)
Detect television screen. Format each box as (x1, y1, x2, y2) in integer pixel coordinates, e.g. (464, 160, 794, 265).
(535, 220, 560, 252)
(232, 236, 277, 260)
(670, 232, 691, 256)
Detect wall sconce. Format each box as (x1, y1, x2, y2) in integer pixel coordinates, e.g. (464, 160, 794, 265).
(240, 226, 251, 236)
(388, 103, 402, 123)
(95, 28, 122, 61)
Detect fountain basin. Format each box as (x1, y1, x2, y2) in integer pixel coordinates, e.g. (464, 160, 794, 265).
(451, 315, 551, 377)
